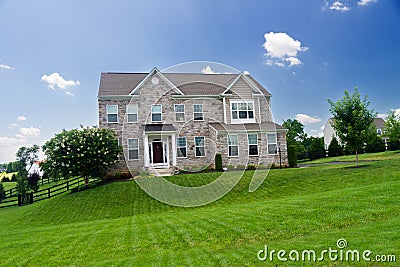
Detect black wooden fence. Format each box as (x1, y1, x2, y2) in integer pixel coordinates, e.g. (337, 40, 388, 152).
(0, 177, 98, 209)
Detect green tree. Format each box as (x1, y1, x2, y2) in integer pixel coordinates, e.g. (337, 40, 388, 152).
(16, 145, 40, 178)
(282, 119, 307, 145)
(42, 126, 122, 185)
(328, 136, 343, 157)
(328, 88, 375, 167)
(0, 182, 6, 201)
(365, 126, 386, 153)
(6, 162, 13, 173)
(385, 110, 400, 150)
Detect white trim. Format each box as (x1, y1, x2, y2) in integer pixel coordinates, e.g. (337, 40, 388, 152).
(222, 73, 266, 95)
(106, 104, 119, 123)
(172, 95, 221, 99)
(143, 135, 149, 167)
(194, 136, 206, 157)
(193, 104, 204, 121)
(151, 104, 162, 122)
(247, 133, 259, 156)
(172, 134, 177, 166)
(223, 97, 227, 124)
(129, 67, 184, 96)
(227, 134, 239, 157)
(126, 104, 138, 123)
(127, 138, 139, 161)
(98, 95, 139, 101)
(174, 104, 185, 122)
(258, 97, 261, 123)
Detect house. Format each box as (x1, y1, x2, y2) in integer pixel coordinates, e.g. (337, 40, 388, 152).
(323, 117, 388, 149)
(98, 67, 288, 175)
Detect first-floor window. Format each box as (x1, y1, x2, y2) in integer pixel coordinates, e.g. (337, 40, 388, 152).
(248, 134, 258, 156)
(267, 133, 278, 155)
(107, 105, 118, 123)
(195, 136, 205, 157)
(177, 137, 187, 158)
(228, 135, 239, 157)
(127, 138, 139, 160)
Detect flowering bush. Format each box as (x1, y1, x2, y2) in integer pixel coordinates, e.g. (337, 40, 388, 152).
(42, 126, 122, 184)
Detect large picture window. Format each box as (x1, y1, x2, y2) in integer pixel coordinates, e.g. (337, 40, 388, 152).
(126, 104, 138, 123)
(107, 105, 118, 123)
(231, 101, 254, 122)
(151, 104, 162, 122)
(127, 138, 139, 160)
(193, 104, 204, 121)
(248, 134, 258, 156)
(175, 104, 185, 122)
(176, 137, 187, 158)
(228, 135, 239, 157)
(267, 133, 278, 155)
(195, 136, 205, 157)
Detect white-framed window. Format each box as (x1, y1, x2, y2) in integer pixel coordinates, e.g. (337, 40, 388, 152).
(231, 101, 255, 123)
(267, 133, 278, 155)
(228, 134, 239, 157)
(248, 133, 258, 156)
(195, 136, 205, 157)
(193, 104, 204, 121)
(127, 138, 139, 160)
(176, 136, 187, 158)
(151, 104, 162, 122)
(126, 104, 138, 123)
(174, 104, 185, 122)
(107, 105, 118, 123)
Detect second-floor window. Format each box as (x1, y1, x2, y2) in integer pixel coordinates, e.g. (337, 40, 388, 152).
(175, 104, 185, 122)
(126, 104, 138, 123)
(231, 101, 255, 123)
(193, 104, 204, 121)
(151, 104, 162, 122)
(107, 105, 118, 123)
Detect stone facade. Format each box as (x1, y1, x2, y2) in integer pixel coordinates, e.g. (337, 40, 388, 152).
(98, 69, 288, 173)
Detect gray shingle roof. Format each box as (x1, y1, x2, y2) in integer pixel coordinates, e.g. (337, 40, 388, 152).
(98, 71, 271, 96)
(209, 122, 287, 133)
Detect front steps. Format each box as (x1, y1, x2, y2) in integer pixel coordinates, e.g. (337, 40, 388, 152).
(148, 167, 175, 177)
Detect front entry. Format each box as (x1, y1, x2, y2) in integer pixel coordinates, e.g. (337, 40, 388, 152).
(152, 141, 164, 164)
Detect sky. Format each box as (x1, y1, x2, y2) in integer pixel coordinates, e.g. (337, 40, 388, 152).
(1, 0, 400, 163)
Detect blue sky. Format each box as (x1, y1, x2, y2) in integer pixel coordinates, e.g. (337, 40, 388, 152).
(1, 0, 399, 163)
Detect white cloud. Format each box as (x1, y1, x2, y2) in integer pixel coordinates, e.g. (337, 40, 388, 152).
(65, 91, 74, 97)
(243, 70, 250, 75)
(17, 115, 27, 121)
(263, 32, 308, 67)
(20, 127, 41, 137)
(394, 108, 400, 117)
(7, 123, 18, 129)
(377, 113, 388, 119)
(41, 72, 80, 95)
(329, 1, 350, 12)
(295, 113, 322, 124)
(0, 61, 14, 70)
(358, 0, 378, 6)
(310, 129, 324, 138)
(0, 137, 18, 146)
(201, 66, 232, 74)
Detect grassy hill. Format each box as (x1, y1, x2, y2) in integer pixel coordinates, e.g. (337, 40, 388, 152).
(0, 152, 399, 266)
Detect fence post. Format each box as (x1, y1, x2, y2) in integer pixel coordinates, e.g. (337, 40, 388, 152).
(29, 192, 34, 204)
(48, 188, 50, 198)
(18, 194, 22, 206)
(67, 180, 69, 191)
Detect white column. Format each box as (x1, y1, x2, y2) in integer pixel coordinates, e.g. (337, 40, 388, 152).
(165, 136, 170, 168)
(143, 134, 149, 168)
(172, 133, 176, 167)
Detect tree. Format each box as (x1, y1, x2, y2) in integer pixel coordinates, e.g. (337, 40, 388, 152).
(282, 119, 307, 145)
(308, 137, 326, 160)
(328, 88, 375, 167)
(0, 182, 6, 201)
(6, 162, 13, 173)
(365, 126, 385, 153)
(385, 110, 400, 150)
(16, 145, 40, 178)
(328, 136, 343, 157)
(42, 126, 122, 185)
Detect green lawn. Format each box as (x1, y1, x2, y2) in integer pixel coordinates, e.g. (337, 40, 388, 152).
(0, 153, 399, 266)
(300, 150, 400, 164)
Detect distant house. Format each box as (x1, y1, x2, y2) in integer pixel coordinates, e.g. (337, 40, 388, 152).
(98, 67, 288, 175)
(323, 117, 388, 149)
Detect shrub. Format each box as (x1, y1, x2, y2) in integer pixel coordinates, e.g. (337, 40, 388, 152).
(288, 145, 297, 167)
(27, 172, 40, 192)
(103, 173, 115, 182)
(0, 183, 5, 201)
(215, 154, 223, 171)
(246, 164, 257, 170)
(120, 171, 132, 179)
(11, 173, 17, 182)
(328, 137, 343, 157)
(115, 172, 122, 180)
(2, 176, 10, 183)
(270, 163, 277, 169)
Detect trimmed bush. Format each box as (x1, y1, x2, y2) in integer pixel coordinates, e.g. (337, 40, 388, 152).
(288, 145, 297, 167)
(215, 153, 223, 171)
(0, 182, 5, 201)
(246, 164, 257, 170)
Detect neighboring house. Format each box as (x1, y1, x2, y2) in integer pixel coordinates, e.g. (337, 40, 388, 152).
(323, 117, 388, 149)
(98, 67, 288, 175)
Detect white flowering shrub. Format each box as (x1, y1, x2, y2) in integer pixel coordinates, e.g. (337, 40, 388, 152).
(42, 126, 122, 184)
